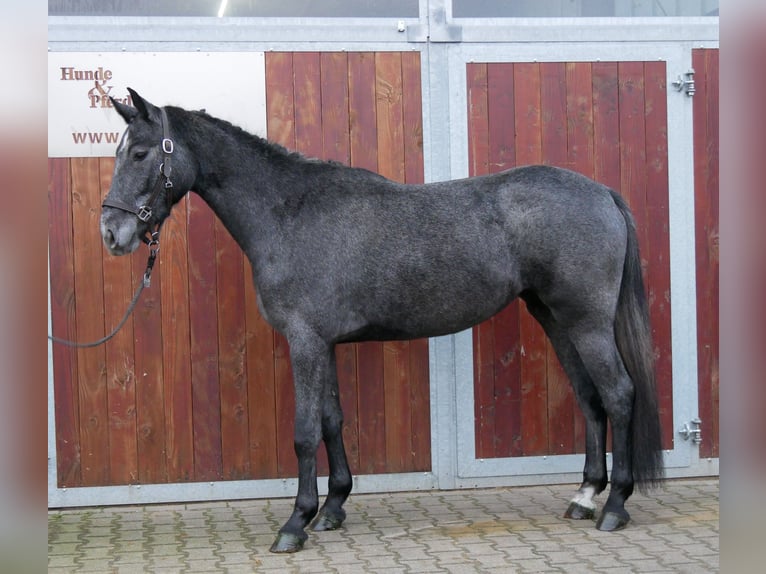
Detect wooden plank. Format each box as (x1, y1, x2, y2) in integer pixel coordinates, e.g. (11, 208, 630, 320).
(383, 340, 412, 472)
(265, 53, 299, 479)
(644, 60, 674, 450)
(216, 218, 250, 479)
(563, 62, 597, 454)
(159, 196, 194, 482)
(187, 194, 222, 481)
(466, 63, 495, 459)
(513, 63, 549, 456)
(704, 50, 719, 459)
(320, 52, 361, 475)
(466, 62, 492, 459)
(491, 307, 522, 457)
(402, 52, 425, 185)
(490, 284, 523, 458)
(348, 52, 387, 475)
(294, 52, 323, 159)
(589, 62, 621, 455)
(617, 62, 652, 458)
(375, 52, 406, 183)
(540, 62, 568, 168)
(292, 51, 331, 475)
(70, 157, 109, 486)
(616, 62, 650, 459)
(486, 63, 521, 459)
(408, 337, 431, 471)
(266, 53, 297, 148)
(355, 342, 386, 474)
(375, 52, 413, 472)
(334, 343, 360, 474)
(400, 52, 430, 468)
(574, 63, 622, 453)
(274, 331, 297, 477)
(348, 52, 380, 172)
(244, 258, 278, 479)
(592, 62, 622, 193)
(262, 52, 294, 479)
(487, 63, 516, 173)
(541, 62, 576, 455)
(467, 63, 490, 178)
(513, 64, 543, 166)
(473, 311, 496, 459)
(99, 157, 138, 484)
(618, 62, 648, 240)
(48, 158, 81, 487)
(321, 52, 352, 165)
(693, 49, 720, 459)
(130, 218, 167, 484)
(566, 62, 595, 177)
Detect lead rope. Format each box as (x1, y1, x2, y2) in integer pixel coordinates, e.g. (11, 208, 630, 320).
(47, 233, 159, 348)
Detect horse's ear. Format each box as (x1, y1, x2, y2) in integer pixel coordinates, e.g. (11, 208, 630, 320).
(110, 97, 138, 124)
(125, 87, 161, 123)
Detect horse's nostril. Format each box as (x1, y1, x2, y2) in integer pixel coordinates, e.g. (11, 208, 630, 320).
(105, 228, 116, 247)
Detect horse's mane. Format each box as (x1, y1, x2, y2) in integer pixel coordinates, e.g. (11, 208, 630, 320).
(166, 105, 331, 169)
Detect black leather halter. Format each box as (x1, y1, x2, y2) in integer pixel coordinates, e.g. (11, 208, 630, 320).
(102, 107, 174, 244)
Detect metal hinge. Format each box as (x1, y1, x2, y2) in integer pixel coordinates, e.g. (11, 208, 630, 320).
(678, 417, 702, 444)
(672, 69, 696, 97)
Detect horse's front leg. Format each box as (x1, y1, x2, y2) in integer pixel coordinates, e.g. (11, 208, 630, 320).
(312, 350, 353, 532)
(269, 334, 331, 553)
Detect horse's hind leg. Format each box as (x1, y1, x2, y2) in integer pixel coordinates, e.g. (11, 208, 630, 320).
(566, 321, 636, 531)
(522, 293, 608, 521)
(312, 350, 353, 532)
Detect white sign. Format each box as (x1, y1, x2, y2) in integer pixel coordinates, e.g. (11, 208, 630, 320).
(48, 52, 267, 157)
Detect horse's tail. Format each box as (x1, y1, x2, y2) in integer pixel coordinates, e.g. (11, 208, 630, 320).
(610, 190, 665, 493)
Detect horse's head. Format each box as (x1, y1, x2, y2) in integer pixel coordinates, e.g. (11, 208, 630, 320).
(101, 88, 190, 255)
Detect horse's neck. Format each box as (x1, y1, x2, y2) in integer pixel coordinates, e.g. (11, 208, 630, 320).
(186, 126, 292, 256)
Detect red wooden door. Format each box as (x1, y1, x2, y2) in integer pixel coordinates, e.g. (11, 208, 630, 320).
(48, 52, 431, 488)
(466, 61, 674, 460)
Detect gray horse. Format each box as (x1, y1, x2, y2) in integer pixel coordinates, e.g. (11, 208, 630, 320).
(101, 89, 664, 553)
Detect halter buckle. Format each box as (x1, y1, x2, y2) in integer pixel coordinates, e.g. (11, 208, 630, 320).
(162, 138, 174, 154)
(137, 206, 153, 222)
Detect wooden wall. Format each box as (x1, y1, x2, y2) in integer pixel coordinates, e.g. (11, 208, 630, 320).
(466, 61, 675, 458)
(48, 52, 431, 488)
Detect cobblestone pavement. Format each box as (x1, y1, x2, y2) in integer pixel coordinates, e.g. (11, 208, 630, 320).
(48, 478, 718, 573)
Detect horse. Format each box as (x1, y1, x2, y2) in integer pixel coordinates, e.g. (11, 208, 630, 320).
(100, 88, 664, 553)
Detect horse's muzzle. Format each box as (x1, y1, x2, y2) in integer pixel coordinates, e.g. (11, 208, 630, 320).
(100, 211, 141, 256)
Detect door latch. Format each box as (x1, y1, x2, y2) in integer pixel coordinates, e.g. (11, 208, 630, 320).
(678, 417, 702, 444)
(672, 69, 696, 96)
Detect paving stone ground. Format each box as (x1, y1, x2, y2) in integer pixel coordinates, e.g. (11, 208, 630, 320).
(48, 478, 718, 573)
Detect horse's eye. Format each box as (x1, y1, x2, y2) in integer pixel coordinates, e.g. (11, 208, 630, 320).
(133, 150, 148, 161)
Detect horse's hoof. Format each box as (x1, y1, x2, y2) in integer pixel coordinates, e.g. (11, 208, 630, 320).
(596, 511, 630, 531)
(269, 531, 307, 553)
(311, 508, 346, 531)
(564, 502, 595, 520)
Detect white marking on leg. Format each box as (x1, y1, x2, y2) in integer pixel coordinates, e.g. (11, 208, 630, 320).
(570, 485, 597, 510)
